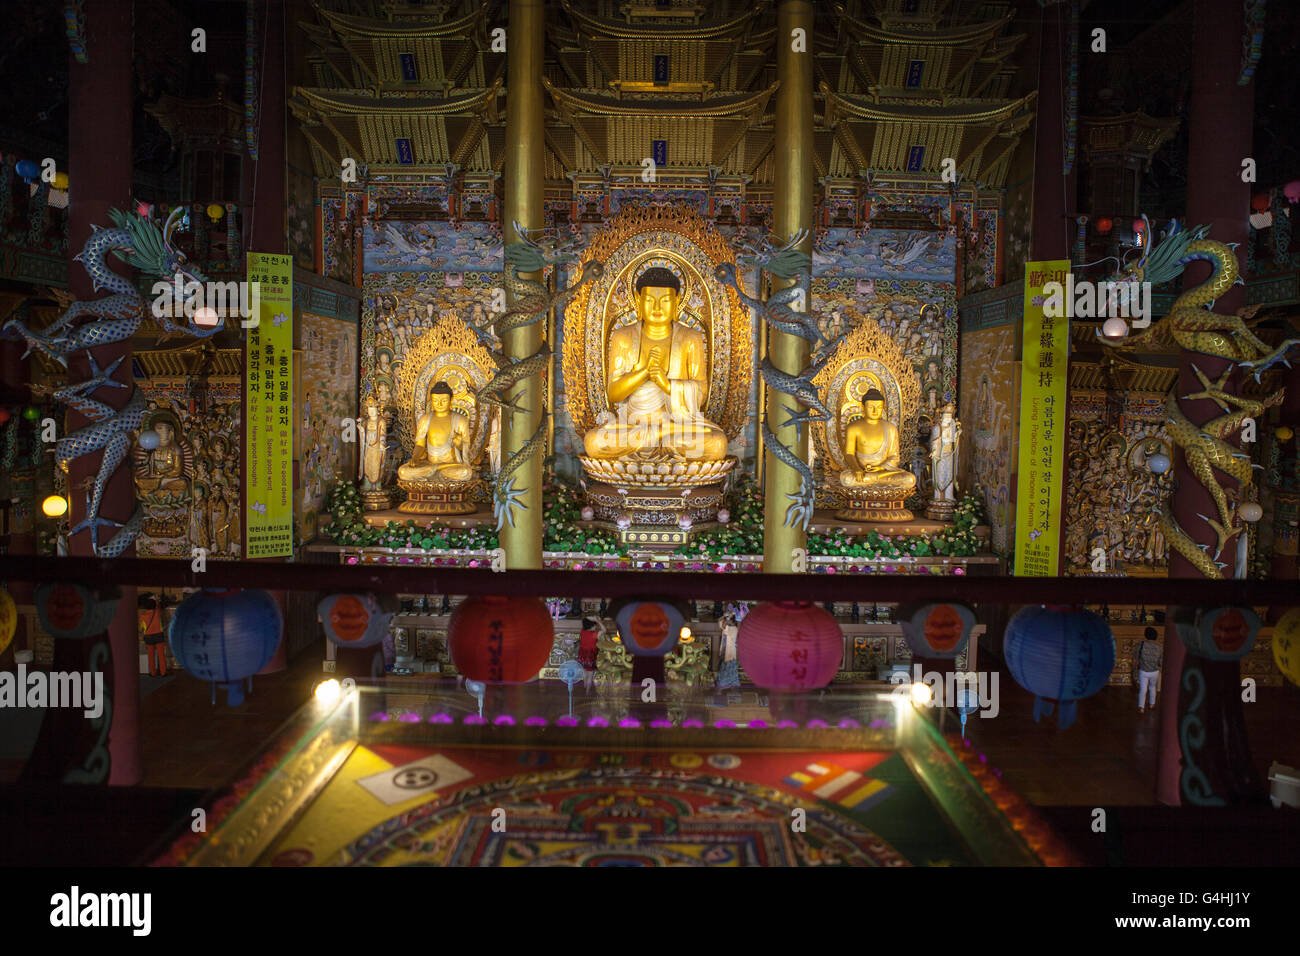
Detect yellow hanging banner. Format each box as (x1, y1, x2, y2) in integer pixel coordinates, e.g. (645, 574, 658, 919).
(1013, 260, 1071, 576)
(245, 253, 295, 558)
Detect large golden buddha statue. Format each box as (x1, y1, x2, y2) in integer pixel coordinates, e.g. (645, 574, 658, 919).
(398, 381, 473, 482)
(582, 267, 728, 462)
(841, 389, 917, 494)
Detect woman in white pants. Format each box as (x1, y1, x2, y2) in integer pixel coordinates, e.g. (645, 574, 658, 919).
(1134, 626, 1163, 714)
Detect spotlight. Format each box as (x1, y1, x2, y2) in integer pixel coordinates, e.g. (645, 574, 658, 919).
(313, 678, 341, 706)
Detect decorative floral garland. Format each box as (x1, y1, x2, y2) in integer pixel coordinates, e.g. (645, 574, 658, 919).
(326, 472, 988, 564)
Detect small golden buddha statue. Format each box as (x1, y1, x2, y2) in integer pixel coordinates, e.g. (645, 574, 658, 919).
(135, 419, 191, 500)
(582, 267, 728, 462)
(841, 388, 916, 494)
(397, 381, 473, 482)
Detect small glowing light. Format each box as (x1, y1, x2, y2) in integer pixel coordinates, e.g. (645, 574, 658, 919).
(193, 306, 221, 328)
(1277, 426, 1294, 441)
(910, 682, 933, 705)
(679, 625, 692, 642)
(313, 678, 341, 705)
(207, 203, 225, 221)
(42, 495, 68, 518)
(1239, 502, 1264, 523)
(1148, 453, 1171, 475)
(1102, 316, 1128, 339)
(137, 430, 161, 451)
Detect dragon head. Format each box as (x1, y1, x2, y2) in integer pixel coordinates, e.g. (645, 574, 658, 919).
(109, 206, 209, 292)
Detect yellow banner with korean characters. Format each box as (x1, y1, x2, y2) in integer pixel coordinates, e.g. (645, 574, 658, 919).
(245, 253, 294, 558)
(1013, 260, 1070, 576)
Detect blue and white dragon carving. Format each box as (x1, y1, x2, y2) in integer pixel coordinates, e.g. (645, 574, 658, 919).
(469, 221, 602, 530)
(2, 208, 224, 557)
(715, 230, 841, 530)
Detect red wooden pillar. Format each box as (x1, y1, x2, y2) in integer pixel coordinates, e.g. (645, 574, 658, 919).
(245, 0, 291, 675)
(1155, 0, 1258, 806)
(58, 0, 140, 785)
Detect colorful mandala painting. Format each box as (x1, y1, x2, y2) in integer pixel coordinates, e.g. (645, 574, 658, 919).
(334, 767, 908, 867)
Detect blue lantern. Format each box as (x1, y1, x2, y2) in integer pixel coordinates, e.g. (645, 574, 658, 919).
(169, 589, 282, 706)
(15, 159, 40, 183)
(1004, 605, 1115, 728)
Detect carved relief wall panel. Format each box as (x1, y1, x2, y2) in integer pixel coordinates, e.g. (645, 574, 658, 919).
(133, 378, 242, 558)
(1064, 389, 1173, 575)
(299, 311, 358, 543)
(959, 321, 1016, 555)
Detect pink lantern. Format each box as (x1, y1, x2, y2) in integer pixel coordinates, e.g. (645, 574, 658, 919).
(737, 601, 842, 691)
(1285, 181, 1300, 204)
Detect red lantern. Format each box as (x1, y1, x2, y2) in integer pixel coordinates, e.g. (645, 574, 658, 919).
(46, 584, 84, 632)
(0, 408, 10, 424)
(614, 600, 685, 656)
(1251, 193, 1271, 212)
(448, 595, 554, 683)
(1095, 217, 1113, 234)
(1285, 181, 1300, 204)
(1173, 605, 1259, 661)
(736, 601, 842, 691)
(923, 605, 964, 652)
(1131, 218, 1146, 232)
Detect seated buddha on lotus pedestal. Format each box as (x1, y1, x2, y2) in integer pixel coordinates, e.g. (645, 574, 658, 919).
(580, 266, 735, 492)
(397, 381, 480, 515)
(837, 388, 916, 523)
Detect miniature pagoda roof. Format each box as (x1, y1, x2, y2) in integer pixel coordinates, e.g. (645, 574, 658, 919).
(558, 0, 767, 40)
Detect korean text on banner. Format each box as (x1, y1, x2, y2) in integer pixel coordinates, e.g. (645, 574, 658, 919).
(245, 253, 294, 558)
(1013, 260, 1070, 577)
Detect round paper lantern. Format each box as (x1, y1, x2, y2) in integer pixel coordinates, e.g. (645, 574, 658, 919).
(1148, 453, 1171, 475)
(1285, 181, 1300, 204)
(137, 429, 161, 451)
(901, 602, 975, 658)
(22, 406, 40, 421)
(1175, 605, 1259, 661)
(41, 494, 68, 518)
(1252, 193, 1272, 211)
(1101, 316, 1128, 339)
(317, 592, 391, 648)
(1276, 426, 1294, 442)
(1239, 502, 1264, 523)
(0, 408, 9, 424)
(614, 600, 685, 657)
(136, 201, 153, 218)
(1095, 217, 1113, 234)
(448, 595, 554, 683)
(169, 589, 283, 706)
(193, 305, 221, 328)
(0, 587, 16, 657)
(34, 582, 117, 639)
(52, 171, 68, 191)
(737, 601, 842, 691)
(207, 202, 225, 221)
(1132, 218, 1147, 232)
(1272, 607, 1300, 687)
(14, 160, 40, 183)
(1003, 605, 1115, 728)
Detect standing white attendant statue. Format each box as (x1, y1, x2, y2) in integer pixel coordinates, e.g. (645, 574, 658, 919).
(358, 389, 393, 511)
(926, 403, 962, 521)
